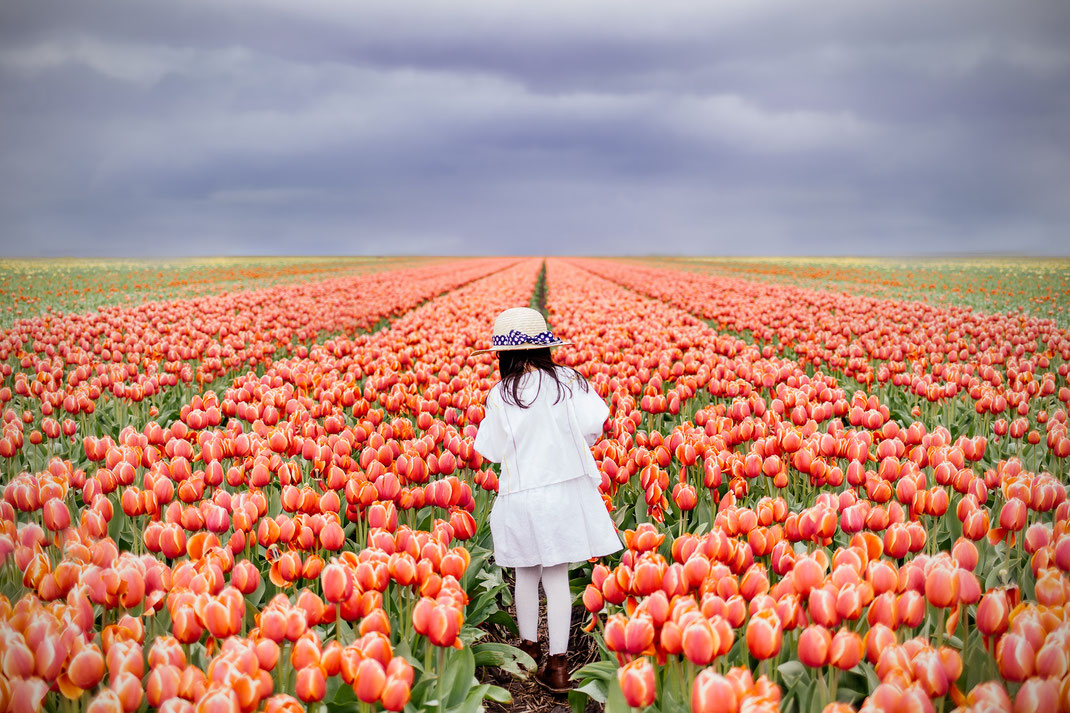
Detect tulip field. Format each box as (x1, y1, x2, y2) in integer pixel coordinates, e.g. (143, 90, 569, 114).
(1, 256, 1069, 713)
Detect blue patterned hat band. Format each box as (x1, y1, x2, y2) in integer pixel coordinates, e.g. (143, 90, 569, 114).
(492, 329, 558, 347)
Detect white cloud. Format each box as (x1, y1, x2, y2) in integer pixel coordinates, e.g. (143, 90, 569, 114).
(667, 94, 873, 152)
(0, 36, 254, 86)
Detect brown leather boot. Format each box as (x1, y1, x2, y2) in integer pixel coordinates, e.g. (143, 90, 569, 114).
(518, 639, 542, 670)
(536, 653, 572, 693)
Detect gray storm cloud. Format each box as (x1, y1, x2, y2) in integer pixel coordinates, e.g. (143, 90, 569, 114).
(0, 0, 1068, 256)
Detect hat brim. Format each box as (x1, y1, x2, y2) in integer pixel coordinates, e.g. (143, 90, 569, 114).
(471, 339, 573, 356)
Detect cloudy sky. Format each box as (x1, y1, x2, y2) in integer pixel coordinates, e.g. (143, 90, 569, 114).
(1, 0, 1068, 256)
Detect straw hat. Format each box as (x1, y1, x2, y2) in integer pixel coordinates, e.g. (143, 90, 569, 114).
(472, 307, 572, 354)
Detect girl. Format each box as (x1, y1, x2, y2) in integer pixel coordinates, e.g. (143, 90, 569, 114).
(472, 307, 623, 693)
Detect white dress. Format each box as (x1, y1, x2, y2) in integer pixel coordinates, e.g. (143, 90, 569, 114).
(474, 366, 624, 568)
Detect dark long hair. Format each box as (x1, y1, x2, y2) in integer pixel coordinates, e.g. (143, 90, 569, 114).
(497, 347, 589, 408)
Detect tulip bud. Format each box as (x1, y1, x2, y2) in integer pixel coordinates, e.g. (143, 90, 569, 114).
(618, 657, 656, 708)
(692, 668, 738, 713)
(798, 625, 832, 668)
(745, 609, 782, 660)
(996, 633, 1035, 681)
(682, 618, 719, 666)
(976, 590, 1011, 637)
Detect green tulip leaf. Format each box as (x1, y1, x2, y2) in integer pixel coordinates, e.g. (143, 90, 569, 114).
(472, 641, 535, 675)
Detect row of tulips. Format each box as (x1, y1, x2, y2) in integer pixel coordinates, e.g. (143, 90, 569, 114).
(539, 258, 1070, 712)
(0, 257, 518, 475)
(0, 257, 411, 323)
(575, 258, 1070, 469)
(1, 259, 550, 712)
(631, 258, 1069, 321)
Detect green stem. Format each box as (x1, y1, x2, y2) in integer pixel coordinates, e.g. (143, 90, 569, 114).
(438, 646, 446, 713)
(934, 607, 946, 651)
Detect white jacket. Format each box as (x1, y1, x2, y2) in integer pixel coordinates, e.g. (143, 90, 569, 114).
(474, 366, 609, 494)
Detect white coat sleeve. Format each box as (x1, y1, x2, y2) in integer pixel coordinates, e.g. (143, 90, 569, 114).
(572, 380, 610, 446)
(473, 389, 508, 463)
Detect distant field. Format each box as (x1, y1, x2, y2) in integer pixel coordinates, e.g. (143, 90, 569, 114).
(639, 256, 1070, 324)
(0, 256, 437, 326)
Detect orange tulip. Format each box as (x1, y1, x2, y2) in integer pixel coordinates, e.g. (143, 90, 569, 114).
(147, 665, 182, 708)
(230, 560, 260, 595)
(995, 633, 1035, 681)
(976, 590, 1011, 637)
(110, 671, 143, 712)
(829, 628, 863, 671)
(965, 681, 1012, 710)
(354, 657, 387, 703)
(924, 564, 958, 609)
(1035, 568, 1068, 606)
(68, 643, 106, 690)
(864, 623, 897, 665)
(1036, 634, 1070, 678)
(295, 666, 326, 703)
(808, 587, 839, 628)
(681, 618, 719, 666)
(911, 648, 948, 698)
(1014, 677, 1059, 713)
(618, 657, 656, 708)
(321, 563, 352, 603)
(897, 590, 925, 629)
(196, 685, 240, 713)
(999, 498, 1027, 531)
(8, 677, 49, 713)
(426, 603, 461, 648)
(381, 675, 411, 712)
(624, 613, 655, 655)
(798, 625, 832, 668)
(745, 609, 782, 660)
(692, 668, 738, 713)
(83, 689, 122, 713)
(291, 635, 321, 671)
(172, 607, 204, 644)
(42, 498, 71, 531)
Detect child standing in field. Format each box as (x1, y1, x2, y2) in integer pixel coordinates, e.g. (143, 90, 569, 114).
(472, 307, 623, 693)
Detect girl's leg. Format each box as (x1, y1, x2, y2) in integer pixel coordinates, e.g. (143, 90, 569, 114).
(514, 565, 543, 643)
(541, 563, 571, 655)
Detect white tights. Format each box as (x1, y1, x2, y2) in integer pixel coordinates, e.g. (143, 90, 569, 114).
(515, 563, 571, 655)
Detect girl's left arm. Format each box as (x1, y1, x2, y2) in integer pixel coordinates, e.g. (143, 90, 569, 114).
(573, 383, 610, 446)
(473, 390, 507, 462)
